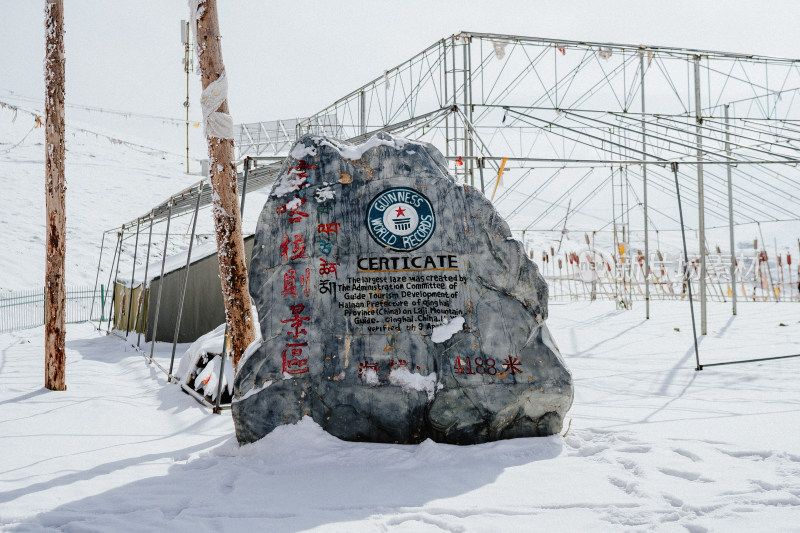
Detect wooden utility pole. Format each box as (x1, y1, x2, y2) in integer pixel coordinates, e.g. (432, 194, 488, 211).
(44, 0, 66, 390)
(190, 0, 255, 371)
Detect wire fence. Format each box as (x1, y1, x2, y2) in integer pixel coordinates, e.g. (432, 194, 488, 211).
(0, 285, 105, 334)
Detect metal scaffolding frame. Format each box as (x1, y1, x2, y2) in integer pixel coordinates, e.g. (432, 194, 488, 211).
(94, 32, 800, 382)
(294, 31, 800, 320)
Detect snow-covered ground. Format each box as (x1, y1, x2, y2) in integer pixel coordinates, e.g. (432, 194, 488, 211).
(2, 300, 799, 532)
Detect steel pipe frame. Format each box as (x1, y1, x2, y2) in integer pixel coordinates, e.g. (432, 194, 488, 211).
(694, 56, 708, 336)
(168, 185, 203, 380)
(125, 218, 141, 335)
(107, 225, 125, 334)
(149, 202, 173, 363)
(671, 162, 702, 371)
(725, 105, 737, 316)
(135, 213, 155, 348)
(89, 231, 107, 324)
(98, 231, 121, 331)
(641, 50, 650, 319)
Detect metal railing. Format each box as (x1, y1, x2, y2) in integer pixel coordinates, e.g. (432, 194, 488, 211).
(0, 285, 106, 334)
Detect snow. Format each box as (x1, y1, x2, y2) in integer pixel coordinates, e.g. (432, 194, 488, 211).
(0, 101, 205, 292)
(314, 185, 335, 203)
(2, 301, 800, 531)
(175, 322, 226, 381)
(387, 367, 437, 401)
(361, 367, 379, 385)
(320, 134, 410, 161)
(430, 316, 465, 343)
(194, 354, 234, 400)
(289, 143, 317, 160)
(283, 197, 303, 211)
(270, 166, 309, 198)
(235, 378, 271, 402)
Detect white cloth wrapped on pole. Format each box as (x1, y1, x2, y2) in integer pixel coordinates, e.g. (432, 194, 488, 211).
(200, 71, 234, 140)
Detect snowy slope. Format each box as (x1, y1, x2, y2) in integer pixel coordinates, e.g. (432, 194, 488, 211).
(1, 301, 799, 531)
(0, 102, 205, 291)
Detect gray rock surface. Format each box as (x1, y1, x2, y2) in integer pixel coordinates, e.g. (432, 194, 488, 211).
(232, 133, 573, 445)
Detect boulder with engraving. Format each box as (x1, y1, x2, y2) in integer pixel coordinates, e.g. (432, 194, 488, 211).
(232, 133, 573, 445)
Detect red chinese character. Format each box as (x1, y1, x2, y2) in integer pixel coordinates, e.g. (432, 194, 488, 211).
(289, 210, 309, 224)
(291, 235, 307, 259)
(278, 160, 317, 195)
(280, 233, 290, 261)
(390, 359, 408, 370)
(282, 269, 297, 298)
(319, 258, 340, 279)
(291, 159, 317, 174)
(282, 342, 309, 374)
(501, 356, 523, 375)
(299, 267, 311, 297)
(358, 360, 380, 379)
(317, 222, 341, 235)
(276, 197, 309, 224)
(276, 197, 306, 215)
(281, 303, 310, 338)
(280, 234, 307, 261)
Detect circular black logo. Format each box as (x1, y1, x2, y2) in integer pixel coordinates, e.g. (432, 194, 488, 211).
(366, 187, 436, 251)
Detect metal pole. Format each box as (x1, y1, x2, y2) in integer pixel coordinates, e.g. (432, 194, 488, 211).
(671, 162, 702, 371)
(451, 35, 457, 165)
(215, 160, 251, 412)
(640, 49, 650, 319)
(213, 328, 230, 413)
(136, 213, 155, 348)
(185, 20, 190, 173)
(169, 185, 203, 379)
(107, 226, 125, 334)
(465, 35, 474, 187)
(724, 104, 737, 315)
(360, 90, 366, 136)
(443, 39, 449, 160)
(693, 56, 707, 335)
(99, 231, 121, 331)
(479, 158, 485, 194)
(125, 218, 141, 335)
(89, 231, 107, 323)
(149, 202, 173, 361)
(239, 157, 251, 215)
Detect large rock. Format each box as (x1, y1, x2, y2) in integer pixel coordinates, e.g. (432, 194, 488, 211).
(232, 133, 573, 445)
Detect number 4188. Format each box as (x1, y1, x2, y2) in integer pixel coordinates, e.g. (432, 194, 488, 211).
(453, 356, 497, 375)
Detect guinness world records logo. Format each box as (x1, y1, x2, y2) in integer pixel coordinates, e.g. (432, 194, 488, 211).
(366, 187, 436, 251)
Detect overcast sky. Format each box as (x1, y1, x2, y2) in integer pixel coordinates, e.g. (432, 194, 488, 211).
(1, 0, 799, 124)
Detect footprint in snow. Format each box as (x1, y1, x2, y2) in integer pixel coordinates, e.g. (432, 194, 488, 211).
(658, 467, 713, 483)
(618, 445, 652, 454)
(673, 448, 702, 462)
(717, 448, 773, 460)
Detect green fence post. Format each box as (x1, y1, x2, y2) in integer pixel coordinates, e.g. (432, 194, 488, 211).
(100, 284, 105, 322)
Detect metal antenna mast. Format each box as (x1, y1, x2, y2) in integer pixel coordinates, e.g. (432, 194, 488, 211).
(181, 20, 192, 173)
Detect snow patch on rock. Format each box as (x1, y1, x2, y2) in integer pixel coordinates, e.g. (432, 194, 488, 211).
(320, 135, 410, 161)
(289, 143, 317, 160)
(431, 316, 465, 343)
(235, 379, 272, 403)
(389, 368, 437, 401)
(314, 186, 335, 203)
(362, 367, 379, 385)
